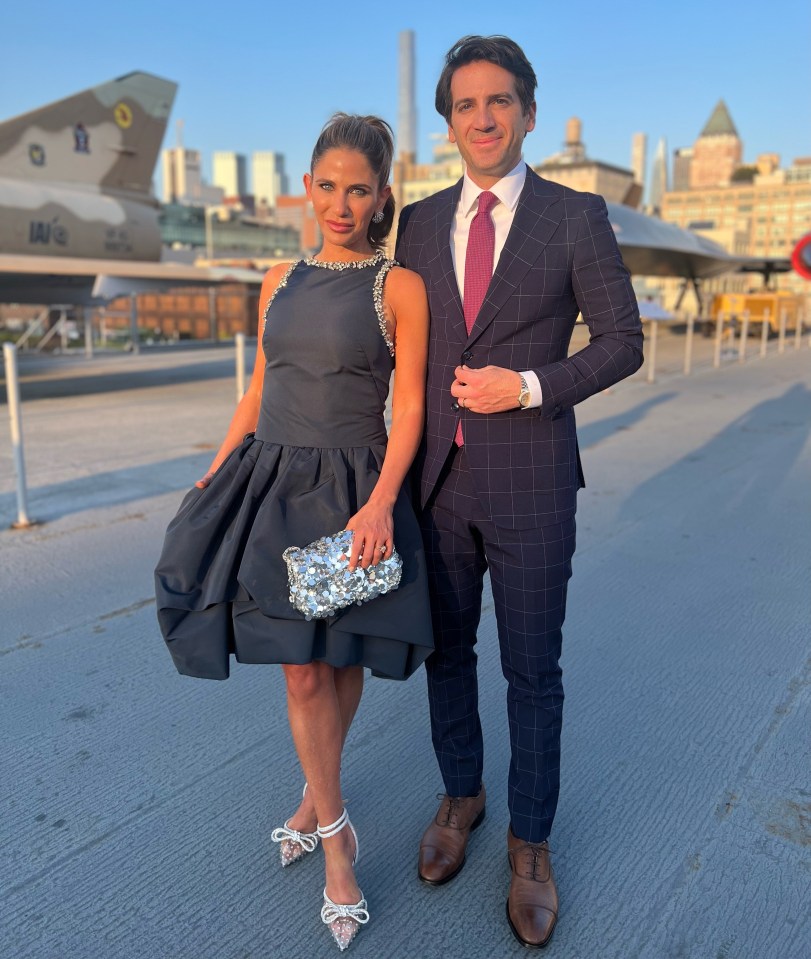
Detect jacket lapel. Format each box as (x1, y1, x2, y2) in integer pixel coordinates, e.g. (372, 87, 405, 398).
(430, 180, 467, 341)
(468, 169, 562, 343)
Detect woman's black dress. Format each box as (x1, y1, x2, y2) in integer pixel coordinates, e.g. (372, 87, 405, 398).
(154, 253, 434, 681)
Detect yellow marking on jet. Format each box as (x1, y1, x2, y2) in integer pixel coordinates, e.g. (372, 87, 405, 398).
(113, 102, 133, 129)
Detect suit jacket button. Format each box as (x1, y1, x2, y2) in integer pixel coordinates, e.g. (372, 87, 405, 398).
(451, 402, 460, 412)
(462, 350, 473, 362)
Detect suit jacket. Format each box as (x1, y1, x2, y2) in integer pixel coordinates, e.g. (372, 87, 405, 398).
(395, 167, 643, 530)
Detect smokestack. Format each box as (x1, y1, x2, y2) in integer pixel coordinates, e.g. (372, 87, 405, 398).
(649, 137, 668, 216)
(398, 30, 417, 163)
(631, 132, 647, 206)
(565, 117, 582, 148)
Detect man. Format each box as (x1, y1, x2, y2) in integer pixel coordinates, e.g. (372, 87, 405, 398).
(395, 36, 643, 948)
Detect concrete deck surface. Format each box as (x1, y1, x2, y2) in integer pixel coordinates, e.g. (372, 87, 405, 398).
(1, 340, 809, 959)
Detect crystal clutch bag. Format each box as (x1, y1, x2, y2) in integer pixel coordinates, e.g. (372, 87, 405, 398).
(283, 529, 402, 620)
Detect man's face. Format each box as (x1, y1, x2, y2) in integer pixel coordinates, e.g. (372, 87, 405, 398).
(447, 60, 536, 188)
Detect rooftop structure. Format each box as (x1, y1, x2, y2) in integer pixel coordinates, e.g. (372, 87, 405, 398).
(536, 118, 640, 206)
(689, 99, 743, 189)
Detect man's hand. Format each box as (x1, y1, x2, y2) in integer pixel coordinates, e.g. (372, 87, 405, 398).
(452, 365, 523, 414)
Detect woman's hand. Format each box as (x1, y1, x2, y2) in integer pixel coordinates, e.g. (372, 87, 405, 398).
(195, 470, 215, 489)
(345, 501, 394, 570)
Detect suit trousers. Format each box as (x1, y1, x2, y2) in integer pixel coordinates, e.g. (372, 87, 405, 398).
(419, 444, 576, 843)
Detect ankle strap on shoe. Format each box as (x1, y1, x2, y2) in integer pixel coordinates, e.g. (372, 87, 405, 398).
(317, 807, 349, 839)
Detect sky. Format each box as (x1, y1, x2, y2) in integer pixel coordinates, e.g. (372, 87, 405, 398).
(2, 0, 809, 197)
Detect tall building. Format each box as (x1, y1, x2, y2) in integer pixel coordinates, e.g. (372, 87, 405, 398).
(673, 147, 693, 192)
(162, 147, 202, 204)
(648, 137, 668, 215)
(213, 152, 247, 199)
(689, 100, 743, 189)
(253, 152, 289, 208)
(660, 155, 811, 303)
(398, 30, 417, 162)
(631, 133, 647, 208)
(664, 156, 811, 258)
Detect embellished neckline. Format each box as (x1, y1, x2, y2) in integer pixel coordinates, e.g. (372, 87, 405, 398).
(303, 252, 386, 271)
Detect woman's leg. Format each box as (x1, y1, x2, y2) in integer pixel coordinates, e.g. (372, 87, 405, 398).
(283, 661, 363, 905)
(285, 665, 363, 833)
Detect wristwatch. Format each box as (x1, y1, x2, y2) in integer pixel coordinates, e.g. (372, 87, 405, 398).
(517, 374, 531, 409)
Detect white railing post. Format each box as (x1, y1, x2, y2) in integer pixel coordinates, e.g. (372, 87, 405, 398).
(129, 294, 140, 354)
(646, 320, 658, 383)
(235, 332, 246, 402)
(3, 343, 33, 528)
(208, 288, 218, 341)
(760, 309, 770, 357)
(738, 310, 749, 363)
(795, 310, 803, 351)
(59, 308, 68, 352)
(713, 311, 725, 368)
(684, 314, 695, 375)
(778, 309, 787, 354)
(82, 306, 93, 359)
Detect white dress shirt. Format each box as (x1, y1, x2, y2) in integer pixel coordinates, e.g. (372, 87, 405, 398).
(450, 159, 541, 408)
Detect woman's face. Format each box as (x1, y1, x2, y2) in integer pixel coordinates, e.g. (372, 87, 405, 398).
(304, 148, 390, 253)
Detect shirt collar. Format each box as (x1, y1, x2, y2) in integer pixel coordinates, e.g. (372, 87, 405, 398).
(460, 159, 527, 216)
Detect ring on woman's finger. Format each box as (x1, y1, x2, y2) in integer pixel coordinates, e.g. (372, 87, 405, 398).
(378, 545, 387, 554)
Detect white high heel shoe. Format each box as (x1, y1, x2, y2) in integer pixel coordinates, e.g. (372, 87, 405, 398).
(317, 808, 369, 952)
(271, 784, 319, 867)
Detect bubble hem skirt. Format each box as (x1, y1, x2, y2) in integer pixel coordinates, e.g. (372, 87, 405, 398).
(154, 435, 434, 681)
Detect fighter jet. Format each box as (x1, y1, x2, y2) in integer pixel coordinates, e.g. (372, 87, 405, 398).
(0, 72, 263, 304)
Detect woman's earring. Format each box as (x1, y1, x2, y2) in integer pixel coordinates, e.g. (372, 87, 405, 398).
(372, 210, 384, 224)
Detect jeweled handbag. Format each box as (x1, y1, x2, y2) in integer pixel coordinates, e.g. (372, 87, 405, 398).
(283, 529, 402, 620)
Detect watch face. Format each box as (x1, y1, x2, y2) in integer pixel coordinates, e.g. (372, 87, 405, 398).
(519, 391, 530, 408)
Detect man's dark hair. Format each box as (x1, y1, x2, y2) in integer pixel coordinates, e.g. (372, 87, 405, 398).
(435, 35, 537, 123)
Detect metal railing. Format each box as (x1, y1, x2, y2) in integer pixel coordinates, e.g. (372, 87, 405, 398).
(643, 308, 807, 384)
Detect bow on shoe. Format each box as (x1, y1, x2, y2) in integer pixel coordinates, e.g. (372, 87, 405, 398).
(321, 893, 370, 926)
(271, 824, 319, 853)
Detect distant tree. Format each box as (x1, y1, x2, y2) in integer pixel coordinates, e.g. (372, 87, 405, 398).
(731, 165, 757, 183)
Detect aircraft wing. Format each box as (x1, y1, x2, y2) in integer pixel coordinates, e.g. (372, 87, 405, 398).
(0, 253, 265, 304)
(605, 202, 749, 279)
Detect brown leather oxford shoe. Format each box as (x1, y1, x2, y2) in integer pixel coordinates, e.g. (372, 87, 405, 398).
(417, 786, 486, 885)
(506, 826, 558, 948)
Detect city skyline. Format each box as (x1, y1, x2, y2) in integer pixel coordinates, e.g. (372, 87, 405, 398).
(3, 1, 809, 199)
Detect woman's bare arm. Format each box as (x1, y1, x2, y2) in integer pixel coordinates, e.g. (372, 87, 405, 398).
(345, 266, 429, 566)
(195, 263, 290, 487)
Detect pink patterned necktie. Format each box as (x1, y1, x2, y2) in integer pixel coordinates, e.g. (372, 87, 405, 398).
(456, 190, 498, 446)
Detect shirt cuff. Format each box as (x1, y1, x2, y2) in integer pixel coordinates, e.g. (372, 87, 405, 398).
(520, 370, 542, 409)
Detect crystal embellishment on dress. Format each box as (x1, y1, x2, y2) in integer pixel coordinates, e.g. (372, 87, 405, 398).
(303, 252, 385, 271)
(283, 530, 402, 620)
(373, 260, 395, 356)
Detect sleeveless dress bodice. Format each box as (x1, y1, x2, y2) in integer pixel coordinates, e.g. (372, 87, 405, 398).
(258, 262, 393, 449)
(155, 254, 433, 682)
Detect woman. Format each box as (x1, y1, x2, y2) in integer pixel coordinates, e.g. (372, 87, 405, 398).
(155, 114, 433, 952)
